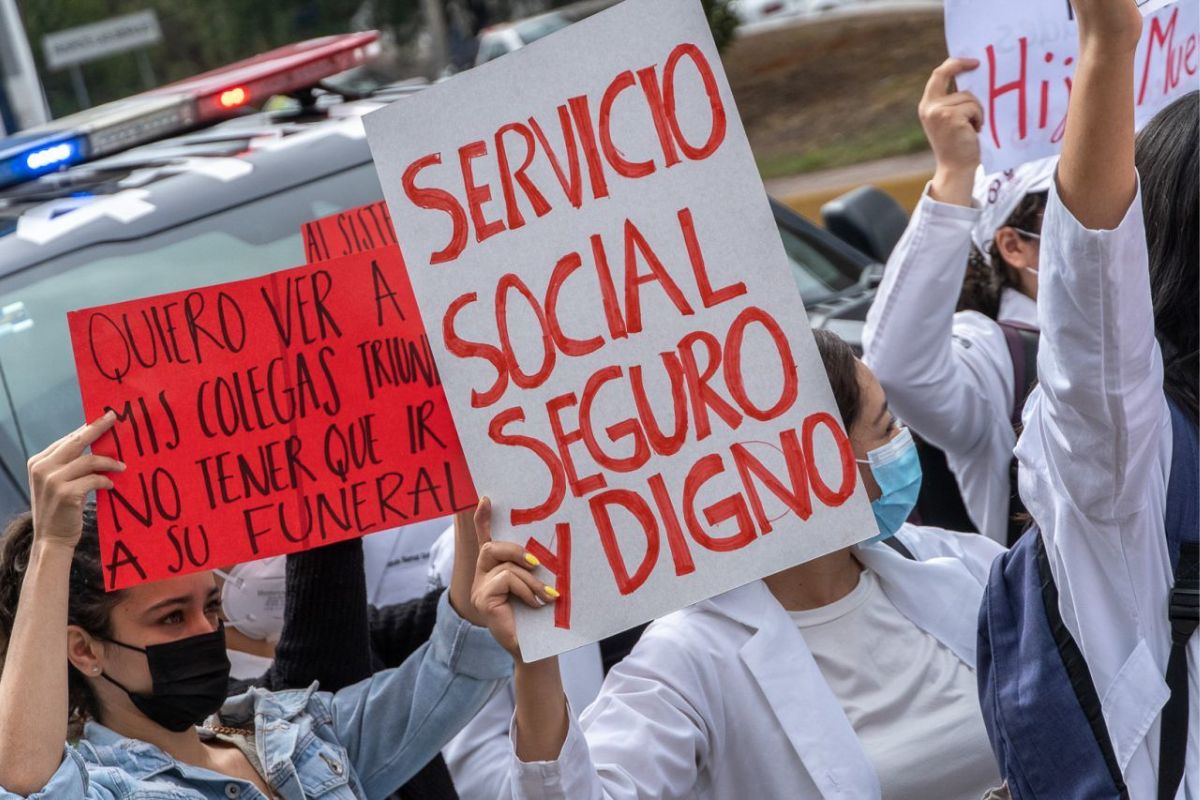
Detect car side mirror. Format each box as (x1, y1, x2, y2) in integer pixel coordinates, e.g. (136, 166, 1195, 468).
(820, 186, 909, 264)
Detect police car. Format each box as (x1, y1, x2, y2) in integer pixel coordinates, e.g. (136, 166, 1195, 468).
(0, 32, 880, 520)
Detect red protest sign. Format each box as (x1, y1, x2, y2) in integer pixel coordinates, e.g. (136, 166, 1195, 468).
(302, 201, 399, 263)
(68, 249, 477, 590)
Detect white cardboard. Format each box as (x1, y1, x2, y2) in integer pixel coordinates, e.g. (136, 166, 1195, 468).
(946, 0, 1198, 173)
(364, 0, 875, 661)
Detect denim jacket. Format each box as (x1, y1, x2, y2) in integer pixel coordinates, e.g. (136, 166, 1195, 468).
(0, 593, 511, 799)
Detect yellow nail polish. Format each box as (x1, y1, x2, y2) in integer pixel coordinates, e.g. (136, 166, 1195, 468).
(544, 586, 560, 599)
(524, 553, 540, 568)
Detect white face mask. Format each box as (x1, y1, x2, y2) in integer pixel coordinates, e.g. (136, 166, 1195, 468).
(215, 557, 287, 643)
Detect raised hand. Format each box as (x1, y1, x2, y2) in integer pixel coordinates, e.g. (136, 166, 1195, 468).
(28, 412, 124, 551)
(1071, 0, 1142, 54)
(920, 57, 983, 206)
(468, 497, 556, 658)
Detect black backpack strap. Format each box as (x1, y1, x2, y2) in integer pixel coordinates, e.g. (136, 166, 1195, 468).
(997, 321, 1040, 426)
(998, 321, 1040, 547)
(1159, 541, 1198, 800)
(1035, 533, 1130, 797)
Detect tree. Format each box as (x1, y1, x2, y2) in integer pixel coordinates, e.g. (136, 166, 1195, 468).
(702, 0, 739, 52)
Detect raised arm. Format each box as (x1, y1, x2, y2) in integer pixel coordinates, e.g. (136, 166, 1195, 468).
(1020, 0, 1162, 519)
(0, 415, 122, 797)
(324, 499, 546, 798)
(863, 59, 993, 455)
(1056, 0, 1141, 229)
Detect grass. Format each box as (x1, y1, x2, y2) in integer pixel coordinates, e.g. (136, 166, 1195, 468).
(723, 8, 946, 179)
(754, 120, 929, 179)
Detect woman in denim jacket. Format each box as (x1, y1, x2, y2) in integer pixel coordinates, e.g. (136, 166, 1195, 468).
(0, 413, 546, 799)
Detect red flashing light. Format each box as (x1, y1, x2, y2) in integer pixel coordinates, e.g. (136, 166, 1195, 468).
(218, 86, 249, 109)
(153, 32, 381, 122)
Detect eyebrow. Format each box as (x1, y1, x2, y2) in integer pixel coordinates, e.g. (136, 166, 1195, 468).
(873, 401, 891, 428)
(143, 586, 221, 616)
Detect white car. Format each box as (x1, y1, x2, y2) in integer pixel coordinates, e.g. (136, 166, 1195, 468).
(734, 0, 809, 24)
(474, 12, 573, 66)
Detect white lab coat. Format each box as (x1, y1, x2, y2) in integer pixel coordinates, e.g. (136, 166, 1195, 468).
(1016, 180, 1197, 799)
(362, 517, 452, 605)
(863, 189, 1038, 544)
(509, 524, 1004, 800)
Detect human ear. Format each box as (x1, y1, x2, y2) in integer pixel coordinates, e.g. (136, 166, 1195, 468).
(66, 624, 103, 679)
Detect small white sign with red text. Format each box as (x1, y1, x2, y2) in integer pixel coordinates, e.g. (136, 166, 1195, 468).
(947, 0, 1198, 173)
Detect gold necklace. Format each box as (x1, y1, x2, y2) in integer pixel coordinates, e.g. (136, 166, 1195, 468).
(201, 723, 254, 737)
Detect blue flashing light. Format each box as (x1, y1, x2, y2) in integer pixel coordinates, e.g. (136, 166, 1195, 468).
(0, 133, 89, 190)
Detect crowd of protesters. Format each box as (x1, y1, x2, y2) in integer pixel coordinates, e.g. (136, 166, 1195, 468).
(0, 0, 1195, 797)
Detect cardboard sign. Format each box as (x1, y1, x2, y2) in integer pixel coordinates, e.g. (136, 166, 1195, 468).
(363, 0, 875, 660)
(69, 250, 476, 591)
(946, 0, 1199, 172)
(302, 201, 399, 263)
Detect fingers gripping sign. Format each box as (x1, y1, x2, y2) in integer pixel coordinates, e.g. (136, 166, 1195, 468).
(921, 58, 985, 206)
(469, 497, 557, 659)
(29, 412, 126, 550)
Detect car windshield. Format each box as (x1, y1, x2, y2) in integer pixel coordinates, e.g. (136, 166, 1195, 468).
(516, 15, 571, 45)
(0, 162, 383, 506)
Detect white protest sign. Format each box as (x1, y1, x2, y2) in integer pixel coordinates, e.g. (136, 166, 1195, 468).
(363, 0, 875, 660)
(946, 0, 1198, 173)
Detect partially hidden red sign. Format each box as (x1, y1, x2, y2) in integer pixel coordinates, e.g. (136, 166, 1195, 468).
(69, 244, 477, 590)
(301, 200, 398, 263)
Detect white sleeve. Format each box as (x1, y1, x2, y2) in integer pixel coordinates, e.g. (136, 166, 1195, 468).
(863, 190, 997, 455)
(508, 629, 712, 800)
(443, 683, 519, 800)
(1018, 177, 1167, 521)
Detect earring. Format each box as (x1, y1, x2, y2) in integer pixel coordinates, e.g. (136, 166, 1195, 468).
(92, 667, 101, 674)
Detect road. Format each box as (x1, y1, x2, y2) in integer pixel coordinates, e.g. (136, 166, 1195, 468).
(766, 151, 934, 221)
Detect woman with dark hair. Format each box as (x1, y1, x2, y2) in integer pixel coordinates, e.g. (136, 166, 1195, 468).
(0, 412, 532, 800)
(1137, 90, 1198, 423)
(863, 59, 1052, 545)
(469, 329, 1006, 800)
(978, 0, 1198, 792)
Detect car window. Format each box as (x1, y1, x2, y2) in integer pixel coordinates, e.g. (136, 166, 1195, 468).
(0, 162, 383, 510)
(777, 223, 859, 305)
(515, 15, 571, 45)
(476, 37, 511, 64)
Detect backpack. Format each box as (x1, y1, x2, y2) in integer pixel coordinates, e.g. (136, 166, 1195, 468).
(977, 398, 1199, 800)
(911, 321, 1039, 545)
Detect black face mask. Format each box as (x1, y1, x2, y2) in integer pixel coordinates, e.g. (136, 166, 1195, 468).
(98, 623, 231, 732)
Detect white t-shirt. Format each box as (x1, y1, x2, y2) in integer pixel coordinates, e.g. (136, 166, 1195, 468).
(789, 569, 999, 800)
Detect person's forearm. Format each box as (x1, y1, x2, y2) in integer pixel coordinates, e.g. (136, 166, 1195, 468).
(1058, 20, 1139, 229)
(513, 658, 569, 763)
(0, 541, 72, 794)
(269, 540, 373, 692)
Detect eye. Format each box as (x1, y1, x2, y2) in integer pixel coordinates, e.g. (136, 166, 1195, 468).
(161, 610, 184, 625)
(205, 600, 223, 617)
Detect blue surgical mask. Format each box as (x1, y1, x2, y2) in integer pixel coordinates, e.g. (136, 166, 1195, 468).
(857, 426, 923, 542)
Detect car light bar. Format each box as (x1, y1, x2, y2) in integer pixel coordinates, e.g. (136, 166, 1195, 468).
(45, 94, 199, 159)
(152, 31, 382, 122)
(0, 31, 380, 191)
(0, 132, 88, 189)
